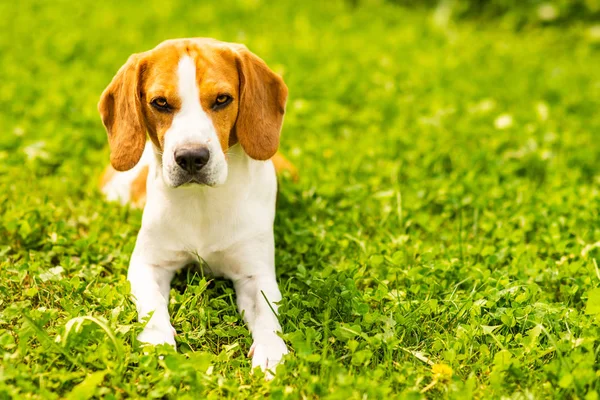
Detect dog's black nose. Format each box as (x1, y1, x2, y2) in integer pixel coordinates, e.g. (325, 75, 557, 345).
(175, 147, 210, 174)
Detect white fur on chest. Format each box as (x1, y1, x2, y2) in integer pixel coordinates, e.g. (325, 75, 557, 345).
(136, 144, 277, 278)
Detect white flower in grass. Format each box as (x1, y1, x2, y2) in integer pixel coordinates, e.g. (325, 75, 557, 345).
(23, 141, 49, 160)
(494, 114, 513, 130)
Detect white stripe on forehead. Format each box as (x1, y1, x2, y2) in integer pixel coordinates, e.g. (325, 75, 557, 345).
(167, 55, 214, 144)
(177, 55, 201, 112)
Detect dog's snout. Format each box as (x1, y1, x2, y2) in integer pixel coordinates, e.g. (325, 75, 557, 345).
(174, 146, 211, 174)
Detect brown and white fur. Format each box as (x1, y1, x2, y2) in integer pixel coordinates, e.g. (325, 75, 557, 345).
(98, 38, 296, 378)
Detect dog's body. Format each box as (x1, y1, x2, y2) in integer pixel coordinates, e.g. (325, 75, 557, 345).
(98, 38, 292, 376)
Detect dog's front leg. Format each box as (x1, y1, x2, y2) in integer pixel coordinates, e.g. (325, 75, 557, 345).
(212, 235, 288, 374)
(233, 270, 288, 377)
(128, 249, 177, 348)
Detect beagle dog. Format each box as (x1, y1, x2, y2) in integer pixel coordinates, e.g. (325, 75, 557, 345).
(98, 38, 295, 376)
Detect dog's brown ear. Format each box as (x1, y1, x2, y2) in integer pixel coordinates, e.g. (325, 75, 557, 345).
(98, 54, 146, 171)
(232, 45, 288, 160)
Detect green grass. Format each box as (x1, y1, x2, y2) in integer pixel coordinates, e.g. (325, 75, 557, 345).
(1, 0, 600, 398)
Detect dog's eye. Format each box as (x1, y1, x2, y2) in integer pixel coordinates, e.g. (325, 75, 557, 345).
(151, 97, 170, 111)
(214, 94, 232, 109)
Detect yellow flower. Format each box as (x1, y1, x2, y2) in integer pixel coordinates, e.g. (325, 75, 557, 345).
(432, 363, 453, 382)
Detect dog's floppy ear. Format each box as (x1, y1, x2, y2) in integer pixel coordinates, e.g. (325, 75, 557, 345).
(232, 45, 288, 160)
(98, 54, 146, 171)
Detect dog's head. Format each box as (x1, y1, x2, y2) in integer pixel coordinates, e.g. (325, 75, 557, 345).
(98, 38, 288, 187)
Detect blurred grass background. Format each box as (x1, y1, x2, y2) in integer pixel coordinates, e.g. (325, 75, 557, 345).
(387, 0, 600, 25)
(1, 0, 599, 398)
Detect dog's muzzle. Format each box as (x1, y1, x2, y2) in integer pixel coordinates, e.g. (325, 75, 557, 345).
(172, 145, 213, 186)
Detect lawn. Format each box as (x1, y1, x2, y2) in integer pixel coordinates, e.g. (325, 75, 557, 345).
(1, 0, 600, 398)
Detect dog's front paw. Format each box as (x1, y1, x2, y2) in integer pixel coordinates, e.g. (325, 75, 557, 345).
(137, 324, 177, 348)
(248, 335, 288, 380)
